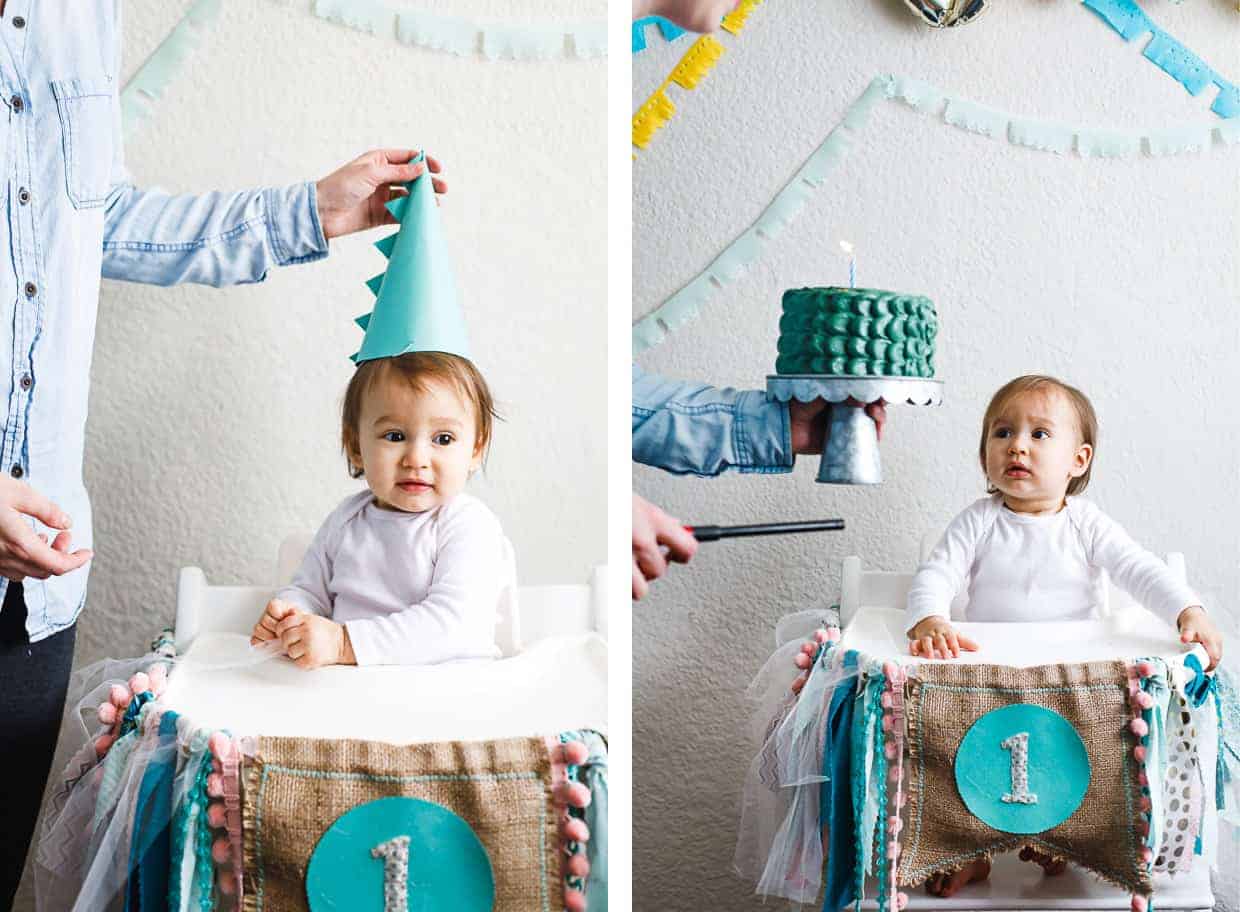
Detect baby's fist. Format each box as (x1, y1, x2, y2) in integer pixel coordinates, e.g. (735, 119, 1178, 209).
(1178, 605, 1223, 672)
(251, 598, 297, 648)
(275, 612, 354, 670)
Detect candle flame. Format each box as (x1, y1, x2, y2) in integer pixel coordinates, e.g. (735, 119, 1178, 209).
(839, 240, 854, 254)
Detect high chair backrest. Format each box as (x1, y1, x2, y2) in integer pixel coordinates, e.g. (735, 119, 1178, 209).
(838, 529, 1186, 628)
(175, 534, 608, 655)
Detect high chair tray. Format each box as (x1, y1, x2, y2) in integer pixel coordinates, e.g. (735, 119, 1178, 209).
(841, 608, 1202, 668)
(859, 851, 1213, 910)
(160, 631, 608, 743)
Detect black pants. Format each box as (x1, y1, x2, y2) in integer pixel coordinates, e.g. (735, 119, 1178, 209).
(0, 583, 77, 912)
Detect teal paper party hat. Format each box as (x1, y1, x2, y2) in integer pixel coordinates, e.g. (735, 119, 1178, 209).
(352, 152, 470, 363)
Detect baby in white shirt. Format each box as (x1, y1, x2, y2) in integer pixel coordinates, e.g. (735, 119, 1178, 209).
(249, 351, 514, 668)
(906, 374, 1223, 896)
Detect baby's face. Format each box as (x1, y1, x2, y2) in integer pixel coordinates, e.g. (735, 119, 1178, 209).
(350, 374, 481, 513)
(983, 388, 1092, 513)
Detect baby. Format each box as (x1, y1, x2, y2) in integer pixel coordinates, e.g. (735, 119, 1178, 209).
(249, 351, 514, 668)
(907, 374, 1223, 895)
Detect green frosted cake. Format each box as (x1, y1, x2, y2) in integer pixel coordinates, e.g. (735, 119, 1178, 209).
(775, 287, 937, 377)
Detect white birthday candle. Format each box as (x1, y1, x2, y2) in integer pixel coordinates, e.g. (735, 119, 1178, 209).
(840, 240, 856, 288)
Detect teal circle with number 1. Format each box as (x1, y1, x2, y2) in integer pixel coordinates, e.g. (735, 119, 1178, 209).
(306, 796, 494, 911)
(954, 704, 1090, 834)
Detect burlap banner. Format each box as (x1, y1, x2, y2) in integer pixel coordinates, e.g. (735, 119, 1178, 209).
(899, 661, 1150, 895)
(243, 735, 563, 911)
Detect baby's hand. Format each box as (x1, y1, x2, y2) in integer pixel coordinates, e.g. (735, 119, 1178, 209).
(275, 611, 357, 670)
(250, 598, 297, 649)
(909, 616, 979, 659)
(1178, 605, 1223, 672)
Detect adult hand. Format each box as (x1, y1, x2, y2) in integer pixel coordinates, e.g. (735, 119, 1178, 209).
(633, 493, 698, 600)
(789, 398, 887, 455)
(0, 477, 92, 580)
(632, 0, 737, 31)
(316, 149, 446, 240)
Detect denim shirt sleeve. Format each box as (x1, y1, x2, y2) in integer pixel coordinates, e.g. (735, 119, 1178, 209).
(99, 15, 328, 287)
(632, 365, 793, 476)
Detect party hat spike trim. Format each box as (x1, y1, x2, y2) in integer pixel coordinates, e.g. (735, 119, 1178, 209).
(385, 195, 409, 221)
(365, 274, 384, 296)
(374, 233, 398, 259)
(355, 313, 371, 330)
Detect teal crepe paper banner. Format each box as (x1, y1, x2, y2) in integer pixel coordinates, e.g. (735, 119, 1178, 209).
(1082, 0, 1240, 118)
(314, 0, 392, 35)
(632, 71, 1240, 355)
(354, 152, 472, 363)
(120, 0, 222, 136)
(632, 16, 688, 53)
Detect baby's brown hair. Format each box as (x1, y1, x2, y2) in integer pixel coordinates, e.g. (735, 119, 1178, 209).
(341, 352, 497, 479)
(979, 374, 1098, 496)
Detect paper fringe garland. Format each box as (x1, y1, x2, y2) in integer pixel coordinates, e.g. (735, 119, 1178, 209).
(1083, 0, 1239, 118)
(632, 73, 1240, 353)
(119, 0, 223, 136)
(632, 0, 764, 150)
(311, 0, 607, 60)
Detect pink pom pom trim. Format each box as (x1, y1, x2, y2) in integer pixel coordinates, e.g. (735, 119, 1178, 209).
(564, 818, 590, 842)
(813, 629, 830, 644)
(128, 672, 150, 695)
(1133, 746, 1146, 762)
(566, 853, 590, 878)
(1138, 796, 1152, 812)
(883, 661, 898, 678)
(794, 654, 811, 670)
(207, 804, 227, 828)
(564, 888, 587, 912)
(94, 734, 115, 757)
(1134, 691, 1154, 710)
(1130, 718, 1149, 737)
(110, 684, 130, 707)
(1131, 895, 1148, 912)
(881, 693, 893, 709)
(1140, 847, 1153, 864)
(826, 627, 840, 642)
(1138, 772, 1149, 787)
(211, 837, 230, 864)
(888, 815, 903, 834)
(897, 892, 909, 910)
(1136, 661, 1153, 678)
(217, 872, 237, 895)
(881, 714, 893, 732)
(98, 703, 117, 726)
(207, 774, 224, 798)
(884, 743, 897, 760)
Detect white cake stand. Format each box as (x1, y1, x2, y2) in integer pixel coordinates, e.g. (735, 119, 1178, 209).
(766, 375, 944, 485)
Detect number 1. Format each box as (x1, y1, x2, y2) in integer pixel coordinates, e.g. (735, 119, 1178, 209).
(1000, 732, 1038, 805)
(372, 835, 411, 911)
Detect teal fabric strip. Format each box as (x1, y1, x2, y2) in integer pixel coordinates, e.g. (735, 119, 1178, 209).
(126, 711, 180, 912)
(850, 678, 871, 908)
(583, 744, 608, 912)
(170, 738, 212, 912)
(872, 673, 890, 912)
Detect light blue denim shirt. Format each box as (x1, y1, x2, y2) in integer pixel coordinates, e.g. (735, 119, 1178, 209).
(3, 1, 328, 641)
(631, 365, 794, 476)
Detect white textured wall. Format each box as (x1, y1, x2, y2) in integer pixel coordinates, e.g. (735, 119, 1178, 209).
(633, 1, 1239, 908)
(19, 2, 604, 908)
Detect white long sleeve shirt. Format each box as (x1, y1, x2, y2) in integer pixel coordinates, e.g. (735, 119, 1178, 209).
(275, 491, 514, 666)
(906, 495, 1198, 635)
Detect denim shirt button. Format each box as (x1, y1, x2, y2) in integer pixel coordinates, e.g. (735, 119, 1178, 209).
(10, 465, 22, 479)
(23, 281, 36, 298)
(10, 95, 22, 112)
(17, 188, 29, 205)
(19, 374, 32, 391)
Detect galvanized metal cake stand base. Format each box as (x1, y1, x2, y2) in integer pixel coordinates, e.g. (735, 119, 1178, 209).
(766, 375, 944, 485)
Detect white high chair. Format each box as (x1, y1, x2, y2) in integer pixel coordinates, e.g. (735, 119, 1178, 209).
(833, 532, 1214, 912)
(173, 531, 609, 652)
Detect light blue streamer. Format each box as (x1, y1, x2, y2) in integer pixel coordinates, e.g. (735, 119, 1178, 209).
(632, 71, 1239, 355)
(1082, 0, 1240, 118)
(120, 0, 222, 136)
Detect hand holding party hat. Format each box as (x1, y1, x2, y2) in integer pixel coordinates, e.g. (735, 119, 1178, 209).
(353, 151, 470, 362)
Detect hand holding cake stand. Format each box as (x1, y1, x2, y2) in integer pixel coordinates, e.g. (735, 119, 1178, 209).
(766, 374, 943, 485)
